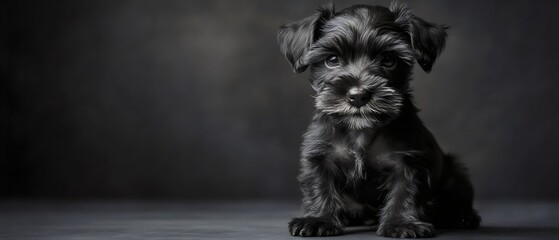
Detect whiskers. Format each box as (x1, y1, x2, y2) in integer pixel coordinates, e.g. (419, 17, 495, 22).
(314, 80, 404, 129)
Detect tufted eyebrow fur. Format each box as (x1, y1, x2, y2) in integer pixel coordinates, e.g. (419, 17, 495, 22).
(302, 6, 415, 66)
(278, 1, 448, 74)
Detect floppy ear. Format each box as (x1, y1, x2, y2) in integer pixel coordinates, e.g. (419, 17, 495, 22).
(277, 4, 335, 73)
(390, 2, 448, 73)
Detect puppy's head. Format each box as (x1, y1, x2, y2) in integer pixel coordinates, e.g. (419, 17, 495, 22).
(278, 3, 447, 129)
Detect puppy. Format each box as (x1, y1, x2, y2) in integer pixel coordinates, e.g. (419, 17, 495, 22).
(278, 2, 480, 238)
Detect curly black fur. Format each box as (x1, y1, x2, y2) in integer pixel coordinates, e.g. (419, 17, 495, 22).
(278, 2, 480, 238)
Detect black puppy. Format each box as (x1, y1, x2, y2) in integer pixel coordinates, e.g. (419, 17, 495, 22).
(278, 2, 480, 238)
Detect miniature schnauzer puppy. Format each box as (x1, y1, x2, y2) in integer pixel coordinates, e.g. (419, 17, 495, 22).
(278, 2, 480, 238)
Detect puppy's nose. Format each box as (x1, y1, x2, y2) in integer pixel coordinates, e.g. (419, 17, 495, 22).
(347, 88, 371, 108)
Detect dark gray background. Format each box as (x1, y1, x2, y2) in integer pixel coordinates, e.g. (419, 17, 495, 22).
(1, 0, 558, 201)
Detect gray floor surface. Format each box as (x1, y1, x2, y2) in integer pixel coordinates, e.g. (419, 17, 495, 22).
(1, 200, 559, 240)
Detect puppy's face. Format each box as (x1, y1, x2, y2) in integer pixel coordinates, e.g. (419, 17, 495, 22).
(278, 4, 447, 129)
(308, 7, 414, 129)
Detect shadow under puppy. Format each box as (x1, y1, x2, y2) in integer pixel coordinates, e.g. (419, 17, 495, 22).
(277, 2, 480, 238)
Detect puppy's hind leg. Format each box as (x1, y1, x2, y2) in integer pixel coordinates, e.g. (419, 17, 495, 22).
(433, 154, 481, 229)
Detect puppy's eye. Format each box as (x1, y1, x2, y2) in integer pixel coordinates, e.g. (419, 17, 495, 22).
(380, 55, 397, 69)
(325, 55, 341, 68)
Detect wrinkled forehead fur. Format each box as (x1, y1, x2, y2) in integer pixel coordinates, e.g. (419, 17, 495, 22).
(279, 2, 447, 74)
(309, 6, 415, 67)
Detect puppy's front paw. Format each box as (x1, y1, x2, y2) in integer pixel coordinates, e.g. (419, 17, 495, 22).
(289, 217, 343, 237)
(377, 221, 435, 238)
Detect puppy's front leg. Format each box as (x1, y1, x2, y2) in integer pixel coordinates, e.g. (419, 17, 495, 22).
(289, 158, 345, 237)
(377, 161, 435, 238)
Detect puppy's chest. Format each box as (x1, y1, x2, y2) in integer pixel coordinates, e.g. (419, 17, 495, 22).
(328, 131, 391, 172)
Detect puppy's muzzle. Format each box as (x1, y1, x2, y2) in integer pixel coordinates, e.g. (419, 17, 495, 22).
(347, 87, 371, 108)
